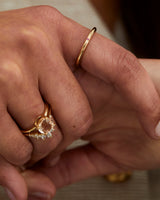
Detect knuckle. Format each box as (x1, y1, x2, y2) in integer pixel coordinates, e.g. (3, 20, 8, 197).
(15, 6, 63, 57)
(71, 109, 93, 138)
(17, 24, 49, 50)
(113, 49, 140, 83)
(14, 142, 32, 165)
(0, 60, 23, 87)
(32, 132, 62, 161)
(33, 5, 62, 21)
(30, 5, 64, 37)
(2, 134, 33, 166)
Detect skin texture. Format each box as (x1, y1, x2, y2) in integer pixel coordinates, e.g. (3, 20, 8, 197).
(0, 6, 93, 200)
(24, 59, 160, 199)
(0, 5, 160, 199)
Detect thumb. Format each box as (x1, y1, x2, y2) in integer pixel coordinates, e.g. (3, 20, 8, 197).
(37, 145, 120, 189)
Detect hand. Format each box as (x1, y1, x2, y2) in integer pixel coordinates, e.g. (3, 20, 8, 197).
(1, 5, 160, 200)
(0, 6, 92, 199)
(23, 59, 160, 199)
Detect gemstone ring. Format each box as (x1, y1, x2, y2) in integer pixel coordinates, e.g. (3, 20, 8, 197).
(22, 103, 56, 140)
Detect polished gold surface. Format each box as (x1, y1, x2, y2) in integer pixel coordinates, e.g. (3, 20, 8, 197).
(22, 103, 55, 140)
(76, 27, 97, 67)
(105, 172, 132, 183)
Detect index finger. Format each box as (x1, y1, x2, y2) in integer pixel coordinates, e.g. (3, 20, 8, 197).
(59, 18, 160, 139)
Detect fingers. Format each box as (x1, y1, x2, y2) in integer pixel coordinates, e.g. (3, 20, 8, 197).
(7, 78, 44, 131)
(0, 156, 27, 200)
(59, 18, 160, 139)
(7, 51, 92, 164)
(27, 115, 62, 164)
(6, 70, 62, 163)
(38, 54, 93, 156)
(0, 107, 32, 166)
(37, 145, 120, 189)
(22, 170, 55, 200)
(0, 24, 92, 165)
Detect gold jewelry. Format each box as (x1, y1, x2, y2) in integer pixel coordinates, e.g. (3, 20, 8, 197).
(76, 27, 97, 67)
(22, 103, 55, 140)
(105, 172, 132, 183)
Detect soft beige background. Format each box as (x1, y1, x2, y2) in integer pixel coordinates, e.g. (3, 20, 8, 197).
(0, 0, 159, 199)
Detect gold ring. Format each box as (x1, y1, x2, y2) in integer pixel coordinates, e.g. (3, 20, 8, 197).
(105, 172, 132, 183)
(22, 103, 56, 140)
(76, 27, 97, 67)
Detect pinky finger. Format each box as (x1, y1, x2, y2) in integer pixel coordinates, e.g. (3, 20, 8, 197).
(0, 156, 27, 200)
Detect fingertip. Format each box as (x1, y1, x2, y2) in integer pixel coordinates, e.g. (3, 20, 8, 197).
(28, 192, 53, 200)
(5, 189, 16, 200)
(23, 170, 56, 199)
(0, 157, 28, 200)
(3, 176, 27, 200)
(5, 188, 27, 200)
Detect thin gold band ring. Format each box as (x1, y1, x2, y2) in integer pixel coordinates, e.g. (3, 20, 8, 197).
(76, 27, 97, 67)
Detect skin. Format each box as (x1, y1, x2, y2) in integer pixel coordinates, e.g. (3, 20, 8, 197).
(24, 59, 160, 200)
(0, 5, 160, 199)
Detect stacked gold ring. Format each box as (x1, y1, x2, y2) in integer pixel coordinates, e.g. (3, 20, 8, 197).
(22, 103, 56, 140)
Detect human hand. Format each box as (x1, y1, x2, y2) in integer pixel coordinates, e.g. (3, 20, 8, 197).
(23, 59, 160, 199)
(1, 5, 160, 200)
(0, 6, 92, 199)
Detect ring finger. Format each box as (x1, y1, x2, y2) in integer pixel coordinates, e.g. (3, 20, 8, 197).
(7, 73, 62, 163)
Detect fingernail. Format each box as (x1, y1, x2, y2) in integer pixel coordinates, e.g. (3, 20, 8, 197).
(47, 156, 60, 167)
(5, 189, 16, 200)
(155, 121, 160, 137)
(30, 192, 52, 199)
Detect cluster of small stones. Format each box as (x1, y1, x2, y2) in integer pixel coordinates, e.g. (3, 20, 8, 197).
(34, 115, 55, 140)
(31, 132, 54, 140)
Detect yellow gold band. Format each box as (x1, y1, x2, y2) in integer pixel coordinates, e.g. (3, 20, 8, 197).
(76, 27, 97, 67)
(21, 103, 55, 140)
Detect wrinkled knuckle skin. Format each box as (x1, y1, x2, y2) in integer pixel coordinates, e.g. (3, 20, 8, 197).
(32, 5, 63, 22)
(17, 24, 49, 52)
(72, 110, 93, 138)
(113, 49, 140, 83)
(13, 143, 32, 165)
(30, 5, 64, 37)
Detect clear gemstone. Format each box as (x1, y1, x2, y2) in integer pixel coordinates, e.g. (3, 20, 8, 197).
(41, 135, 46, 140)
(37, 117, 55, 136)
(47, 132, 52, 138)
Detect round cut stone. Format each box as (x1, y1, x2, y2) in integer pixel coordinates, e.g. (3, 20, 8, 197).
(37, 116, 55, 136)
